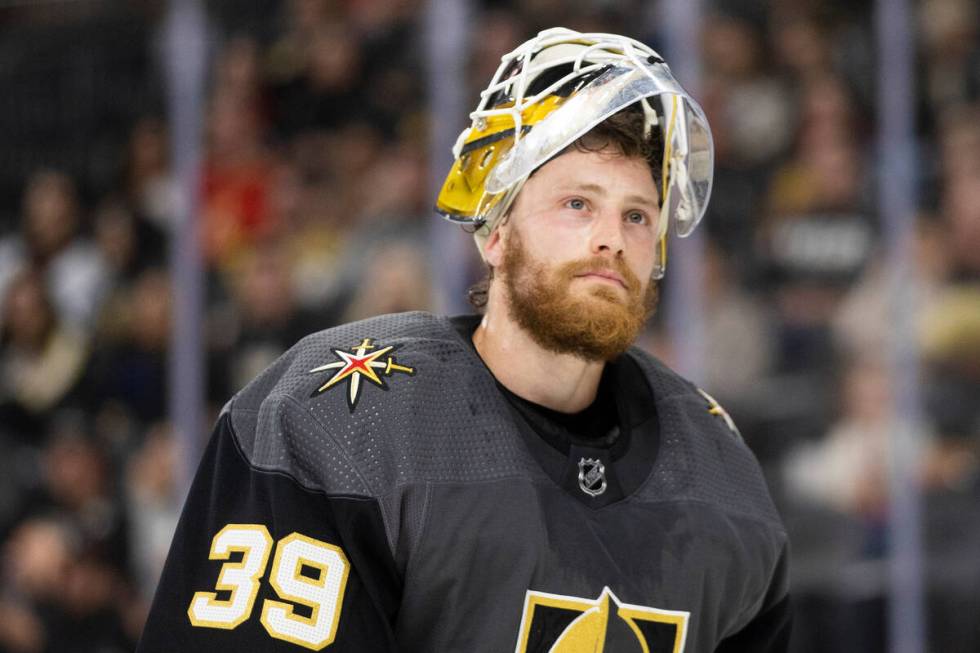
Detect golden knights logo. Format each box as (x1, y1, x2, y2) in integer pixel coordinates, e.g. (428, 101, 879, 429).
(309, 338, 415, 411)
(514, 587, 689, 652)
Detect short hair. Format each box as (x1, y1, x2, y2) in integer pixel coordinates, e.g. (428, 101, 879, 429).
(467, 107, 663, 310)
(562, 107, 664, 193)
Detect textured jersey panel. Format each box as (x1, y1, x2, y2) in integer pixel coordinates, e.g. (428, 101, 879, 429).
(229, 312, 543, 488)
(296, 312, 547, 487)
(630, 354, 783, 528)
(164, 312, 789, 652)
(228, 311, 780, 522)
(226, 312, 552, 555)
(225, 311, 782, 557)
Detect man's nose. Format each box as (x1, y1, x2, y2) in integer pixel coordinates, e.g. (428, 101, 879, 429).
(588, 210, 625, 256)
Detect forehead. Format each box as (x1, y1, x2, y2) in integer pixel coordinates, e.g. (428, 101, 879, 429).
(519, 148, 659, 202)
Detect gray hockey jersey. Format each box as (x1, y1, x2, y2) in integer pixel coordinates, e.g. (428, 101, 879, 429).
(138, 311, 790, 652)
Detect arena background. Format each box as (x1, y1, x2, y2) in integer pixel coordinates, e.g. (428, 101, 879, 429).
(0, 0, 978, 651)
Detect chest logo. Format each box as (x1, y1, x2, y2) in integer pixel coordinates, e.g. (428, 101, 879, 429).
(309, 338, 415, 411)
(577, 458, 607, 497)
(514, 587, 689, 653)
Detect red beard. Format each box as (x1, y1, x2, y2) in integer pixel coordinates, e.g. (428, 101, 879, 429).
(500, 228, 658, 361)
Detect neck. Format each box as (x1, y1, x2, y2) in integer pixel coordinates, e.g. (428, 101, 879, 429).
(472, 302, 606, 414)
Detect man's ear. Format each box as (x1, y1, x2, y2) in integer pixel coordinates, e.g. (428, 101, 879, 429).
(483, 222, 507, 269)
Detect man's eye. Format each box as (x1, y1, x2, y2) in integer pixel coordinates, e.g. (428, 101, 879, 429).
(626, 211, 647, 224)
(566, 198, 586, 210)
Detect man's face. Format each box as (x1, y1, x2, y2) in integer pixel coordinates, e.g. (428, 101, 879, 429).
(486, 148, 661, 361)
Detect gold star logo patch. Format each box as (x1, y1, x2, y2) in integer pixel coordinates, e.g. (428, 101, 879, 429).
(309, 338, 415, 411)
(698, 388, 741, 439)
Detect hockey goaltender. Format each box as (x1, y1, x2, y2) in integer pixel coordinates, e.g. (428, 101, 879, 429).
(139, 27, 790, 653)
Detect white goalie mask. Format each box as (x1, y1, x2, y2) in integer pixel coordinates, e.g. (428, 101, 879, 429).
(435, 27, 714, 279)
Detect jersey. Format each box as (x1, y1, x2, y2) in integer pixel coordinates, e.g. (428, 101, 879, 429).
(138, 311, 790, 652)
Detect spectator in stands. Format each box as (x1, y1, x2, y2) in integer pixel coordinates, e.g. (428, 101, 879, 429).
(942, 172, 980, 281)
(782, 357, 896, 518)
(353, 142, 428, 225)
(697, 8, 793, 280)
(124, 422, 179, 604)
(340, 237, 434, 323)
(0, 270, 87, 439)
(202, 85, 278, 268)
(93, 197, 166, 285)
(0, 596, 42, 653)
(0, 170, 109, 333)
(2, 516, 134, 653)
(702, 8, 795, 170)
(771, 13, 834, 82)
(761, 74, 874, 374)
(1, 518, 72, 653)
(833, 216, 951, 359)
(937, 103, 980, 184)
(40, 417, 128, 566)
(211, 241, 325, 394)
(213, 35, 265, 109)
(270, 21, 366, 139)
(265, 0, 338, 89)
(260, 160, 349, 310)
(123, 118, 176, 234)
(919, 0, 980, 110)
(84, 268, 170, 425)
(920, 287, 980, 457)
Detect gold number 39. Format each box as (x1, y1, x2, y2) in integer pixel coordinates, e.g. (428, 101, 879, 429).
(187, 524, 350, 650)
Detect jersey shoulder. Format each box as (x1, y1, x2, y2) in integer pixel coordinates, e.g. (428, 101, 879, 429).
(229, 310, 459, 415)
(223, 311, 541, 498)
(625, 347, 784, 530)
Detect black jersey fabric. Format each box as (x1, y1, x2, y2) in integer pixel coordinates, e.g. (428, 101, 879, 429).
(449, 314, 660, 507)
(138, 311, 791, 652)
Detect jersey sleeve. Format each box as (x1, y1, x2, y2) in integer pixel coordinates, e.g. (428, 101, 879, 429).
(715, 540, 792, 653)
(137, 410, 401, 652)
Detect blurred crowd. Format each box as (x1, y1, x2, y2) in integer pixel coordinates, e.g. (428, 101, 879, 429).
(0, 0, 977, 651)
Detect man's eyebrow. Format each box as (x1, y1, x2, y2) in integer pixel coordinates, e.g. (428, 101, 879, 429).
(562, 182, 660, 208)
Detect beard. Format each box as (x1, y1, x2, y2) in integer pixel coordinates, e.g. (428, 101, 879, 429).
(499, 228, 658, 361)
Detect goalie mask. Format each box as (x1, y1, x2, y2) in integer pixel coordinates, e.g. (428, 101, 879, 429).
(435, 27, 714, 279)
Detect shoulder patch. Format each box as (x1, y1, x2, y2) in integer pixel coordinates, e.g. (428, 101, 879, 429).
(697, 388, 742, 440)
(309, 337, 416, 412)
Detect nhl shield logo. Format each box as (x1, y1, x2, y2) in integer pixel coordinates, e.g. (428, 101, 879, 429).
(577, 458, 607, 497)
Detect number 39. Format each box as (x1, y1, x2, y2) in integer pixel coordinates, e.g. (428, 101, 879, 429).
(187, 524, 350, 651)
